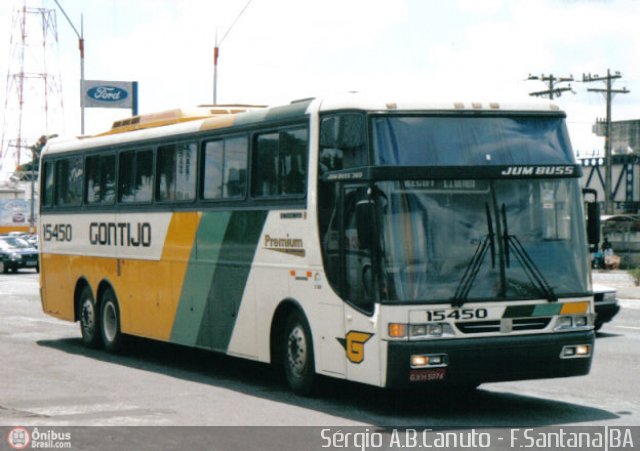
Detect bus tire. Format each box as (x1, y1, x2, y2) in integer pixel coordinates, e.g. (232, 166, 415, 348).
(79, 285, 102, 348)
(100, 288, 124, 353)
(283, 310, 315, 396)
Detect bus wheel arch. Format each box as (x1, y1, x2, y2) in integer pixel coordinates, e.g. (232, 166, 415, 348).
(97, 281, 125, 353)
(75, 278, 101, 349)
(271, 300, 316, 395)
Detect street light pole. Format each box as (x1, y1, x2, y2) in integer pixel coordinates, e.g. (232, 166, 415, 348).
(213, 32, 219, 105)
(212, 0, 253, 105)
(52, 0, 85, 134)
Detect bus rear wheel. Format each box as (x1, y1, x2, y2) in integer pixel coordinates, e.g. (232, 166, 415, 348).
(100, 289, 124, 353)
(79, 285, 102, 348)
(283, 311, 315, 395)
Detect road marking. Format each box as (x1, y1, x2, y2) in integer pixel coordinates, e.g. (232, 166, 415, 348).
(2, 397, 174, 425)
(619, 299, 640, 310)
(614, 325, 640, 331)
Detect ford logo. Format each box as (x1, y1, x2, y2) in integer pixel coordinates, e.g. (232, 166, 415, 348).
(87, 85, 128, 102)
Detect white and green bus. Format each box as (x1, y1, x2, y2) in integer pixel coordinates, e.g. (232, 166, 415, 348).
(39, 95, 597, 394)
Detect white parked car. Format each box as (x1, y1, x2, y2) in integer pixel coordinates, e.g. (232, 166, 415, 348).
(592, 283, 620, 331)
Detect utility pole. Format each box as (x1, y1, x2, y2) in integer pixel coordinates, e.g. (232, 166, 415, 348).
(527, 73, 574, 99)
(583, 69, 630, 214)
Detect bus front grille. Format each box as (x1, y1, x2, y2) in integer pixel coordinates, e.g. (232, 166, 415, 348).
(456, 317, 552, 334)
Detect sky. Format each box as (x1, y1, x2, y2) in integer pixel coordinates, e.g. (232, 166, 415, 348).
(1, 0, 639, 175)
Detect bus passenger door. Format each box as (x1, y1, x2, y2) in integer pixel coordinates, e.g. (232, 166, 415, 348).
(341, 186, 381, 387)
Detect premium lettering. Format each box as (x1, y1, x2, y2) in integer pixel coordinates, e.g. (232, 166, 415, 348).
(264, 234, 305, 257)
(89, 222, 151, 247)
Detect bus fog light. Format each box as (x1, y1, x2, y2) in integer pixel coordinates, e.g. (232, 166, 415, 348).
(410, 353, 447, 368)
(411, 355, 430, 367)
(561, 344, 591, 359)
(576, 344, 591, 356)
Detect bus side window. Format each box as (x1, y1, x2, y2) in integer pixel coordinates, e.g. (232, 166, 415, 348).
(55, 156, 83, 206)
(253, 132, 279, 197)
(280, 128, 308, 195)
(86, 154, 115, 204)
(119, 149, 153, 203)
(252, 127, 308, 198)
(41, 160, 54, 207)
(223, 136, 247, 198)
(157, 142, 197, 202)
(319, 114, 367, 175)
(202, 136, 248, 200)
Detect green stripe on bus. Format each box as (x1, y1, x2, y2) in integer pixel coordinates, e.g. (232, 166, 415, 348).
(532, 303, 562, 317)
(196, 209, 268, 351)
(170, 211, 232, 345)
(503, 303, 562, 318)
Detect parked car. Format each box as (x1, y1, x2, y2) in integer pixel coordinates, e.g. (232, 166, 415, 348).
(0, 236, 39, 273)
(593, 283, 620, 331)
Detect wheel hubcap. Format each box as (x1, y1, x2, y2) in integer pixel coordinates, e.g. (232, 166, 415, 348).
(103, 302, 117, 343)
(287, 325, 307, 376)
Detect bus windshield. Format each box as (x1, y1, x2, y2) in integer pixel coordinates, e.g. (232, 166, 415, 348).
(372, 115, 575, 166)
(372, 178, 589, 303)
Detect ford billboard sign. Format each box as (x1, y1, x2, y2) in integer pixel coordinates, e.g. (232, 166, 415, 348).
(82, 80, 137, 110)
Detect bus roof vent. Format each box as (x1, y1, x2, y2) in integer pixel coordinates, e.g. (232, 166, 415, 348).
(99, 104, 266, 136)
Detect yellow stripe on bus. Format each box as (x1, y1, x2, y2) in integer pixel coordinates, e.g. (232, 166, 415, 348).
(40, 212, 202, 342)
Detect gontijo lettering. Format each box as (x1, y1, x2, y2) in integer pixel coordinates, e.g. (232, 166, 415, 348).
(89, 222, 151, 247)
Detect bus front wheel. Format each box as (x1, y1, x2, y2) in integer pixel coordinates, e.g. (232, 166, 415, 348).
(79, 285, 102, 348)
(100, 289, 124, 353)
(283, 311, 315, 396)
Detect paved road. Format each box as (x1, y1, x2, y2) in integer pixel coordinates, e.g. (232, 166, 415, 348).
(0, 271, 638, 429)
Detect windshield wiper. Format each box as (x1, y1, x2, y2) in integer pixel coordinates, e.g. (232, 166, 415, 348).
(501, 204, 557, 302)
(451, 203, 495, 307)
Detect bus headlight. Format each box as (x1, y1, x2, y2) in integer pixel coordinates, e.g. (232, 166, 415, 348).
(388, 323, 453, 339)
(554, 315, 591, 330)
(556, 316, 573, 329)
(574, 316, 588, 327)
(410, 324, 446, 337)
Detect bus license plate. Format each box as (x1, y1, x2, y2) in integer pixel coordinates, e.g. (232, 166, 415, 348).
(409, 368, 446, 382)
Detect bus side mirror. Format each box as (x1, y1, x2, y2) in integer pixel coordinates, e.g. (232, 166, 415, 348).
(356, 199, 374, 250)
(586, 202, 601, 248)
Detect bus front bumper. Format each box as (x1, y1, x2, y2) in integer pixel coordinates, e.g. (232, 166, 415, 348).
(385, 330, 594, 389)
